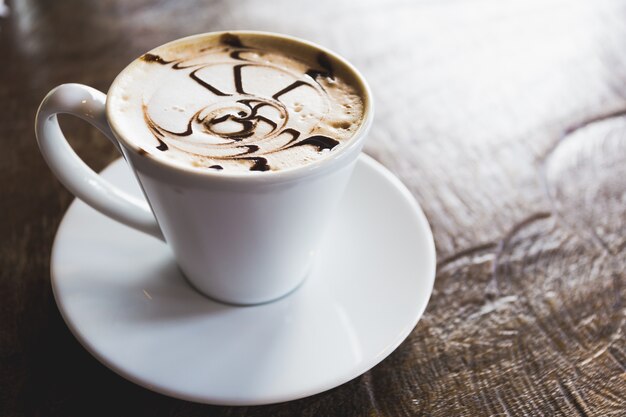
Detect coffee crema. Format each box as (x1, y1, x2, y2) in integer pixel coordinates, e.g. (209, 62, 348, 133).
(108, 32, 366, 172)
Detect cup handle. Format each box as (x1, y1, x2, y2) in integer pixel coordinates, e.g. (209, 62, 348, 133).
(35, 83, 164, 241)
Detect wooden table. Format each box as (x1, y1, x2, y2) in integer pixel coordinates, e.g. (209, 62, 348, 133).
(2, 0, 625, 415)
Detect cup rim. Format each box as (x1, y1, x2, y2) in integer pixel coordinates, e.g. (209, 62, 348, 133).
(106, 30, 374, 184)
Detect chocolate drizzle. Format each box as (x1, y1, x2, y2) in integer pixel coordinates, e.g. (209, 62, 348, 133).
(140, 53, 173, 65)
(306, 52, 334, 80)
(143, 103, 170, 151)
(189, 68, 231, 96)
(287, 135, 339, 151)
(139, 34, 349, 171)
(155, 140, 169, 151)
(220, 33, 244, 48)
(272, 81, 312, 101)
(244, 157, 270, 172)
(233, 65, 248, 94)
(242, 145, 259, 154)
(230, 50, 249, 61)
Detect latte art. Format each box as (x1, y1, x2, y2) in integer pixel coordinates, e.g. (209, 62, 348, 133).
(110, 33, 365, 172)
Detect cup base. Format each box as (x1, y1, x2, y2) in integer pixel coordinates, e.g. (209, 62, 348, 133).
(178, 261, 314, 306)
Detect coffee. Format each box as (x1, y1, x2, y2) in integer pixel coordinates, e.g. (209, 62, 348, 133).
(108, 32, 366, 172)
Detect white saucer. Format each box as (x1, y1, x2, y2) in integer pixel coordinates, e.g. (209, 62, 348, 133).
(51, 154, 436, 406)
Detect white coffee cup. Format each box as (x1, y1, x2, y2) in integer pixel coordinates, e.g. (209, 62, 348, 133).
(35, 31, 373, 305)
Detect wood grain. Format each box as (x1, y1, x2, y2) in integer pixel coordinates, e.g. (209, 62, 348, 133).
(1, 0, 625, 415)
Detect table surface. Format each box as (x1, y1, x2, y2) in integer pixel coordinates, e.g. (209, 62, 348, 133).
(2, 0, 625, 415)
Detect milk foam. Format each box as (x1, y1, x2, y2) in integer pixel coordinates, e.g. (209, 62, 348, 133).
(108, 33, 365, 172)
